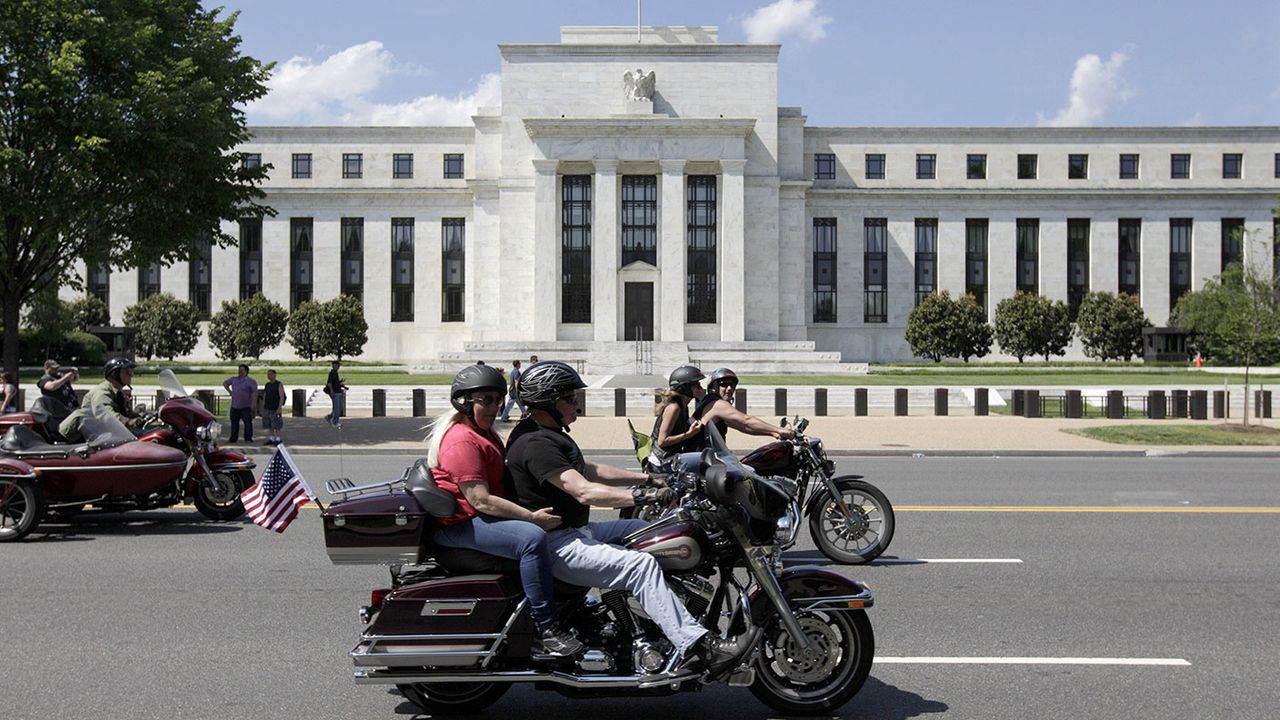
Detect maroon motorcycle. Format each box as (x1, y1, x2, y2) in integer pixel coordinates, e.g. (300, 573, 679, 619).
(321, 425, 876, 717)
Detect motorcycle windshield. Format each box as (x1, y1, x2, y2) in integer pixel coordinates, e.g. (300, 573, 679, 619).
(81, 404, 138, 450)
(157, 369, 189, 398)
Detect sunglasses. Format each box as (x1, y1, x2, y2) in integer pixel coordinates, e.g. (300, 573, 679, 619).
(470, 393, 505, 407)
(556, 391, 578, 404)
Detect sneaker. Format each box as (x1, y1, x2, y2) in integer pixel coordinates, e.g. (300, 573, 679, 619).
(536, 625, 584, 657)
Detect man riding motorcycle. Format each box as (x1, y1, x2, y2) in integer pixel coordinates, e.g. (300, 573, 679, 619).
(505, 360, 756, 672)
(692, 367, 794, 444)
(59, 357, 144, 442)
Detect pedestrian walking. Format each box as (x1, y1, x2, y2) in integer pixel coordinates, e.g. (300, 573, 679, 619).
(500, 359, 524, 422)
(222, 364, 258, 443)
(261, 369, 286, 445)
(323, 360, 347, 427)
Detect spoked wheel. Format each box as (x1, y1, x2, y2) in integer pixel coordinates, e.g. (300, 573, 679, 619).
(0, 477, 44, 542)
(193, 469, 250, 521)
(808, 477, 895, 564)
(749, 608, 874, 716)
(397, 682, 509, 715)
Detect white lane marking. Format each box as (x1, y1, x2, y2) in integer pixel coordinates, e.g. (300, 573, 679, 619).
(876, 657, 1190, 666)
(782, 555, 1023, 564)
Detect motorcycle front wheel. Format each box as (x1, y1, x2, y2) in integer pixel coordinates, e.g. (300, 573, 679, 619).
(397, 682, 509, 715)
(749, 607, 874, 715)
(808, 477, 895, 564)
(193, 469, 250, 521)
(0, 477, 44, 542)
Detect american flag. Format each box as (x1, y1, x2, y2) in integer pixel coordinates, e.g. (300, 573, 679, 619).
(240, 445, 315, 532)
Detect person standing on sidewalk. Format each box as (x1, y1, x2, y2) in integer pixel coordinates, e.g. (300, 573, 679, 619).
(323, 360, 347, 427)
(500, 359, 524, 422)
(222, 364, 258, 444)
(261, 369, 286, 446)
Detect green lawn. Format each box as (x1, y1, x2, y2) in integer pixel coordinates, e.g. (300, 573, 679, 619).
(1063, 424, 1280, 446)
(741, 370, 1256, 386)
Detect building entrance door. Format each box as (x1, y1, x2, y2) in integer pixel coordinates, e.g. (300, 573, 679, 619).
(624, 282, 654, 341)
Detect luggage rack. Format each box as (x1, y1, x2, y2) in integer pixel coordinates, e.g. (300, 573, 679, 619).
(325, 466, 411, 499)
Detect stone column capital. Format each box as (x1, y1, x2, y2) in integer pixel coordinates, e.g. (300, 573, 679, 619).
(659, 159, 687, 175)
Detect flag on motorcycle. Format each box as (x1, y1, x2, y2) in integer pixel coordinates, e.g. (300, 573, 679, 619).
(627, 419, 652, 466)
(240, 445, 315, 533)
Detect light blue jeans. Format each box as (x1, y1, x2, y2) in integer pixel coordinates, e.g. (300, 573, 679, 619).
(326, 391, 345, 425)
(435, 514, 557, 629)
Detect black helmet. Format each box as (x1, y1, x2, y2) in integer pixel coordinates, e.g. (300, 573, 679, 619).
(707, 367, 738, 390)
(103, 357, 137, 381)
(450, 364, 507, 414)
(518, 361, 586, 409)
(668, 365, 705, 391)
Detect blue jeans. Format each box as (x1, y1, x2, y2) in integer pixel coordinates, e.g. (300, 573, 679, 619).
(435, 514, 557, 629)
(326, 392, 345, 425)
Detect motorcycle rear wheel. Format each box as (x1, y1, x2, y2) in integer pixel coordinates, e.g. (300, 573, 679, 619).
(749, 608, 874, 715)
(808, 477, 895, 564)
(193, 469, 250, 521)
(0, 477, 44, 542)
(397, 682, 510, 714)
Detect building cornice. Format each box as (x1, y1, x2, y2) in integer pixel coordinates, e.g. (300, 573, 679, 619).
(524, 117, 756, 138)
(500, 44, 778, 60)
(804, 126, 1280, 142)
(247, 126, 475, 141)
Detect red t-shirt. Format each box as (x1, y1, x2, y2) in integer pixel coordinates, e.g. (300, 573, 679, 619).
(431, 422, 507, 526)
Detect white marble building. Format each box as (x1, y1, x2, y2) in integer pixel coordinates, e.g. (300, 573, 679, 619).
(87, 27, 1280, 370)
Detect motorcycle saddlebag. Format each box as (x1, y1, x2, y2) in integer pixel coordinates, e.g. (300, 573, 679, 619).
(323, 490, 429, 565)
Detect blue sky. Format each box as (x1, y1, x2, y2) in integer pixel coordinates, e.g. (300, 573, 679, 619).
(207, 0, 1280, 128)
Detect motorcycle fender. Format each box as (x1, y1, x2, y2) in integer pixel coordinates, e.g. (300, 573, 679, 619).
(749, 566, 874, 625)
(802, 473, 863, 516)
(0, 458, 38, 479)
(189, 449, 255, 478)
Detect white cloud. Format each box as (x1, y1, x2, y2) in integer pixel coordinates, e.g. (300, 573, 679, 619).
(741, 0, 832, 44)
(246, 41, 500, 126)
(1038, 50, 1133, 127)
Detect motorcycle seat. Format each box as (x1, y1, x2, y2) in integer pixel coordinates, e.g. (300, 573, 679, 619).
(0, 425, 73, 457)
(432, 545, 588, 596)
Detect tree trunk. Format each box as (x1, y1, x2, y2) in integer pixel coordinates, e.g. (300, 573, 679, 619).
(2, 290, 20, 378)
(1243, 364, 1251, 428)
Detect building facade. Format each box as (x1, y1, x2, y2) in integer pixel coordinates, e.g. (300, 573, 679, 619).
(84, 27, 1280, 370)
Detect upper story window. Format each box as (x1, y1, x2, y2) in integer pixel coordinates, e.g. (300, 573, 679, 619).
(865, 153, 885, 180)
(1171, 153, 1191, 179)
(1119, 154, 1140, 179)
(241, 153, 261, 170)
(393, 153, 414, 179)
(1068, 154, 1089, 179)
(1017, 154, 1038, 179)
(966, 154, 987, 180)
(1222, 153, 1243, 179)
(291, 153, 312, 179)
(342, 153, 363, 179)
(814, 153, 835, 180)
(443, 153, 464, 179)
(915, 153, 936, 180)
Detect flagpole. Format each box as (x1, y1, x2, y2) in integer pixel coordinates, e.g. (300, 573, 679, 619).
(279, 443, 325, 512)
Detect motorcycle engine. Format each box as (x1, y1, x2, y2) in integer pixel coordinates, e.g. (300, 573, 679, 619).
(632, 639, 669, 674)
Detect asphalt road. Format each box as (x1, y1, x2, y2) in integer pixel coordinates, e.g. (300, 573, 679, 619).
(3, 456, 1278, 720)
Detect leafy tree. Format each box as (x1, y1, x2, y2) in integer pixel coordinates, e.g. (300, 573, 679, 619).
(207, 300, 241, 361)
(122, 293, 201, 361)
(994, 292, 1074, 362)
(952, 294, 995, 362)
(1076, 292, 1148, 362)
(233, 293, 287, 360)
(906, 292, 956, 362)
(317, 294, 368, 360)
(70, 295, 111, 331)
(286, 300, 324, 361)
(22, 289, 75, 359)
(0, 0, 272, 377)
(1174, 263, 1280, 426)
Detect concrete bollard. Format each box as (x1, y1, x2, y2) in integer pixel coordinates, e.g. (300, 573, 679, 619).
(934, 388, 948, 416)
(292, 388, 307, 417)
(1011, 389, 1025, 416)
(614, 388, 626, 417)
(1024, 389, 1041, 418)
(894, 388, 908, 416)
(1254, 390, 1272, 419)
(1190, 390, 1208, 420)
(734, 388, 747, 413)
(973, 387, 988, 416)
(814, 388, 828, 416)
(854, 388, 868, 416)
(1147, 390, 1166, 420)
(1065, 389, 1083, 418)
(1213, 390, 1227, 419)
(372, 389, 386, 417)
(1172, 389, 1188, 418)
(1106, 390, 1125, 419)
(196, 389, 216, 413)
(412, 389, 426, 417)
(574, 388, 586, 416)
(774, 388, 787, 416)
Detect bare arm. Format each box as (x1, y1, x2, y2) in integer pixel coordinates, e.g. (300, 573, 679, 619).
(546, 467, 637, 508)
(583, 459, 648, 486)
(458, 480, 562, 530)
(656, 403, 702, 449)
(706, 401, 793, 439)
(46, 374, 74, 391)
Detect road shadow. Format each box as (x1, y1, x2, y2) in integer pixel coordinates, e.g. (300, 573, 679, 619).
(780, 552, 927, 568)
(28, 511, 247, 540)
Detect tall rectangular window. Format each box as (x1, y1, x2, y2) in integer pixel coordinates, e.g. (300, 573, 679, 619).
(341, 217, 364, 302)
(290, 218, 313, 309)
(687, 176, 717, 323)
(914, 219, 937, 307)
(138, 263, 161, 300)
(1118, 218, 1141, 298)
(1068, 154, 1089, 179)
(1120, 154, 1140, 179)
(189, 234, 212, 320)
(621, 175, 657, 266)
(865, 153, 885, 180)
(1171, 153, 1191, 179)
(442, 218, 465, 322)
(1169, 219, 1192, 311)
(443, 153, 464, 179)
(814, 153, 835, 180)
(965, 219, 988, 317)
(1221, 218, 1244, 270)
(1223, 153, 1242, 179)
(1067, 219, 1090, 319)
(1016, 219, 1040, 295)
(238, 218, 262, 300)
(916, 154, 936, 180)
(1017, 154, 1038, 179)
(863, 218, 887, 323)
(1275, 153, 1280, 179)
(561, 175, 592, 323)
(391, 218, 414, 322)
(393, 153, 414, 179)
(967, 154, 987, 180)
(87, 265, 110, 307)
(291, 153, 312, 179)
(812, 218, 837, 322)
(342, 153, 363, 179)
(241, 153, 261, 170)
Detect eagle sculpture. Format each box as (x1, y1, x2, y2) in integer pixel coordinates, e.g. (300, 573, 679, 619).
(623, 68, 656, 101)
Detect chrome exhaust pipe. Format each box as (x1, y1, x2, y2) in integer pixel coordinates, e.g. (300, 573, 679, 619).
(354, 667, 701, 689)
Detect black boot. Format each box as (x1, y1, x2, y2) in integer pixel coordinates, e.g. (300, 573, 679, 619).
(687, 628, 761, 674)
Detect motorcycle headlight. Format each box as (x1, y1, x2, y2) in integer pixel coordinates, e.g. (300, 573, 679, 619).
(198, 421, 221, 442)
(775, 499, 801, 548)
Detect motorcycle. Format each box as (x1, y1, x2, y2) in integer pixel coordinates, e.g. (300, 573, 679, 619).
(321, 424, 875, 716)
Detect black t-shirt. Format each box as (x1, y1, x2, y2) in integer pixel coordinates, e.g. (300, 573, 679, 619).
(505, 418, 590, 528)
(263, 380, 283, 411)
(38, 373, 79, 409)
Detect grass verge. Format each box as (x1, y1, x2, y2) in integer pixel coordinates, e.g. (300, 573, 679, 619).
(1062, 424, 1280, 446)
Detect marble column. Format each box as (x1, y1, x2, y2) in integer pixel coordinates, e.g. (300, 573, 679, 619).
(719, 160, 746, 342)
(592, 160, 619, 341)
(532, 159, 559, 341)
(659, 160, 686, 342)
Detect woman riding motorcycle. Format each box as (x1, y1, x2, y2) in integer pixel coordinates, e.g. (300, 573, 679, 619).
(425, 364, 582, 656)
(645, 365, 706, 472)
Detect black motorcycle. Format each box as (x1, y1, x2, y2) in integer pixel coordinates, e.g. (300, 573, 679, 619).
(322, 424, 876, 716)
